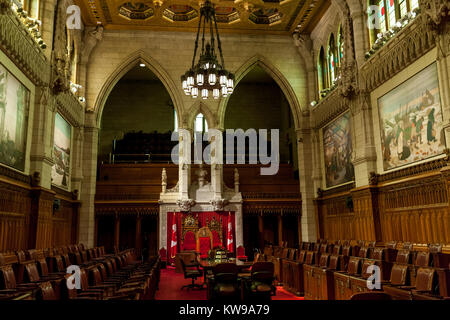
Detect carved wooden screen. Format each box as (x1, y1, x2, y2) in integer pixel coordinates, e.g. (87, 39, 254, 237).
(207, 216, 223, 248)
(181, 214, 199, 250)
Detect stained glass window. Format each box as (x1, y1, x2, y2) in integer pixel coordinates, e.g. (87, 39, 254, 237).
(23, 0, 40, 19)
(317, 46, 327, 95)
(174, 109, 178, 132)
(388, 0, 397, 28)
(337, 25, 344, 66)
(399, 0, 408, 17)
(195, 113, 208, 135)
(328, 34, 337, 84)
(410, 0, 419, 10)
(378, 1, 387, 32)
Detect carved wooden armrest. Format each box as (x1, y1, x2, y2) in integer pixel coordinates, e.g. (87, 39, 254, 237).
(16, 283, 40, 288)
(0, 289, 18, 294)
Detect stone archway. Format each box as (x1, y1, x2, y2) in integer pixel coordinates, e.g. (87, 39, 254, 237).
(93, 50, 184, 128)
(217, 54, 302, 131)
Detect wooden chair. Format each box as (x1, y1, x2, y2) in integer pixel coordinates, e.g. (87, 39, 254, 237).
(210, 263, 240, 301)
(236, 246, 248, 261)
(245, 262, 275, 301)
(180, 259, 203, 291)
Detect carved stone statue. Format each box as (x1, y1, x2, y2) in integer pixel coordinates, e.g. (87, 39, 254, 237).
(196, 163, 208, 187)
(31, 171, 41, 187)
(210, 198, 229, 211)
(161, 168, 167, 193)
(369, 172, 379, 186)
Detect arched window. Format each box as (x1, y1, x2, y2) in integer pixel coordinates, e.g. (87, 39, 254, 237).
(174, 109, 178, 132)
(327, 34, 338, 85)
(194, 113, 208, 141)
(22, 0, 40, 19)
(317, 46, 327, 95)
(337, 25, 344, 67)
(376, 0, 419, 34)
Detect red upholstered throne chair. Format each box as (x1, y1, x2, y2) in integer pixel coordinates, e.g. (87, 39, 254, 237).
(197, 227, 213, 259)
(159, 248, 167, 268)
(183, 232, 197, 251)
(236, 246, 248, 261)
(181, 214, 199, 251)
(207, 217, 223, 249)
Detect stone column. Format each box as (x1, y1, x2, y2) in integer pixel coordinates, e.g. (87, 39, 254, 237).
(293, 33, 317, 103)
(234, 203, 244, 248)
(209, 128, 224, 199)
(71, 126, 84, 198)
(78, 26, 103, 102)
(350, 93, 377, 187)
(78, 112, 98, 247)
(178, 128, 192, 199)
(350, 9, 370, 67)
(296, 112, 318, 242)
(40, 0, 57, 59)
(29, 86, 54, 189)
(430, 14, 450, 144)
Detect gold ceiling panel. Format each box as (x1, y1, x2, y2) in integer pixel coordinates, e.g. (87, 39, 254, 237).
(75, 0, 328, 35)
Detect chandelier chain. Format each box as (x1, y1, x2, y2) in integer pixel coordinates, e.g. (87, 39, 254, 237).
(181, 0, 234, 100)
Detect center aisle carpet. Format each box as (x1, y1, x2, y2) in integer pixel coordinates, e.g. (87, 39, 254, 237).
(155, 267, 304, 300)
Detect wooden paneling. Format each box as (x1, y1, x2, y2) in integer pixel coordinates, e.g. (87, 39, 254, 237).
(303, 264, 335, 300)
(0, 168, 79, 252)
(314, 186, 355, 241)
(378, 174, 449, 244)
(0, 181, 31, 251)
(315, 162, 450, 244)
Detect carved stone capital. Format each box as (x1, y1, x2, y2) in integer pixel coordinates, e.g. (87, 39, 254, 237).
(0, 0, 10, 14)
(419, 0, 449, 31)
(176, 199, 196, 212)
(209, 199, 229, 211)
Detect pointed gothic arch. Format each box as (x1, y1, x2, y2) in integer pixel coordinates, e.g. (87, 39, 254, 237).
(217, 55, 301, 130)
(93, 50, 183, 128)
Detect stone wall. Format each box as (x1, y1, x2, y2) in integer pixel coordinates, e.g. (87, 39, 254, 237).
(99, 80, 174, 161)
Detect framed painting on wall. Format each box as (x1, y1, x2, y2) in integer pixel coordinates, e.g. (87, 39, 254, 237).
(0, 63, 30, 172)
(323, 111, 354, 188)
(52, 113, 72, 189)
(378, 63, 445, 171)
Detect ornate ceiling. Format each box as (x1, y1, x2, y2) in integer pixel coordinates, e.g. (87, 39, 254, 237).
(75, 0, 329, 35)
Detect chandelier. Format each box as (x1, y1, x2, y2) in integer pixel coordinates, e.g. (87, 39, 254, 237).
(181, 0, 234, 100)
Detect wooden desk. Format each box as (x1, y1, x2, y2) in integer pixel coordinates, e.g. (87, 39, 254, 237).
(198, 259, 253, 300)
(198, 259, 253, 270)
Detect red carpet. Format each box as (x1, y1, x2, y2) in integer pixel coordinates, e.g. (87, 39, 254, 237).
(155, 267, 304, 300)
(155, 266, 206, 300)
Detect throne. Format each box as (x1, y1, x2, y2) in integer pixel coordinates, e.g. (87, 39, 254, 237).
(197, 227, 213, 259)
(207, 217, 223, 249)
(181, 214, 199, 251)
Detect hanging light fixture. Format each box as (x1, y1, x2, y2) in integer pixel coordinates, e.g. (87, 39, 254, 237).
(181, 0, 234, 99)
